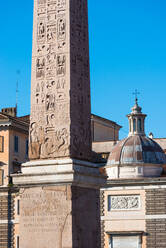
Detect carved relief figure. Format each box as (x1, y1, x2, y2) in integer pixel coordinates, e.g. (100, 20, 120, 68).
(57, 41, 66, 51)
(38, 0, 46, 5)
(36, 57, 45, 79)
(46, 80, 55, 89)
(46, 113, 55, 128)
(46, 93, 56, 111)
(47, 24, 56, 43)
(46, 44, 56, 55)
(37, 8, 46, 17)
(46, 64, 55, 78)
(56, 92, 65, 102)
(41, 128, 69, 158)
(37, 44, 46, 56)
(36, 83, 40, 104)
(46, 52, 56, 78)
(57, 0, 66, 9)
(29, 123, 41, 159)
(57, 54, 66, 76)
(110, 195, 140, 210)
(57, 18, 66, 40)
(30, 124, 69, 159)
(47, 12, 56, 23)
(56, 78, 65, 90)
(37, 20, 46, 43)
(47, 1, 56, 13)
(46, 52, 56, 66)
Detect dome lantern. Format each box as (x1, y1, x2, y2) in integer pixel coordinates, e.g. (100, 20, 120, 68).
(127, 96, 147, 136)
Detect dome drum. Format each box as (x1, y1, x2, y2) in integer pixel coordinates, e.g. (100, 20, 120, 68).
(106, 163, 163, 179)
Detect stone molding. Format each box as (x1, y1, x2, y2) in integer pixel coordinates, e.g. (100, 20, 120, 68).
(12, 159, 106, 189)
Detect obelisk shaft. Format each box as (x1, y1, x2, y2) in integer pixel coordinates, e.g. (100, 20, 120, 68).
(29, 0, 91, 160)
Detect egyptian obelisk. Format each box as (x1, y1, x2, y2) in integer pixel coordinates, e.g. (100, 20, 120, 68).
(12, 0, 105, 247)
(29, 0, 91, 161)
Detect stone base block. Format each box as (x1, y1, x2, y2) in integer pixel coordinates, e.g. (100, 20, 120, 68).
(19, 185, 101, 248)
(12, 159, 106, 188)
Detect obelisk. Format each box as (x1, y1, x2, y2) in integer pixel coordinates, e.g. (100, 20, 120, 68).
(12, 0, 105, 247)
(29, 0, 91, 161)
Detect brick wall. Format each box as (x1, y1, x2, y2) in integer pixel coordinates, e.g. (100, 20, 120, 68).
(0, 193, 15, 248)
(146, 219, 166, 248)
(146, 189, 166, 248)
(146, 189, 166, 215)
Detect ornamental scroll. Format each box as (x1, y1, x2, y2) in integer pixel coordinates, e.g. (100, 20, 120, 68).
(108, 195, 140, 211)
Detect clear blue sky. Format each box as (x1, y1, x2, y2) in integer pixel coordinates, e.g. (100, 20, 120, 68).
(0, 0, 166, 139)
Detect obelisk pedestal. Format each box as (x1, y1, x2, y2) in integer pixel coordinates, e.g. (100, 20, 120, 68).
(13, 159, 104, 248)
(12, 0, 106, 247)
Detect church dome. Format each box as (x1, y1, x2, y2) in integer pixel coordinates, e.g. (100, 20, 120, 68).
(105, 96, 166, 179)
(108, 135, 166, 166)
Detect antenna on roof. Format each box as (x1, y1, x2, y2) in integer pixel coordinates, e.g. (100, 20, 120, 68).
(16, 70, 20, 116)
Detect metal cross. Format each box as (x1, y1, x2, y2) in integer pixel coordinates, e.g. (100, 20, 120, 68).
(133, 89, 140, 103)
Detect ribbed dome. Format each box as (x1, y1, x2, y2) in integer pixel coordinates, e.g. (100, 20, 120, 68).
(108, 135, 166, 166)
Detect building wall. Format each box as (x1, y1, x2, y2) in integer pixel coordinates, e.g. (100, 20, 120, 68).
(0, 126, 28, 248)
(0, 190, 16, 248)
(0, 127, 28, 187)
(92, 141, 118, 154)
(101, 187, 146, 248)
(101, 183, 166, 248)
(154, 138, 166, 154)
(93, 122, 119, 142)
(9, 129, 28, 175)
(0, 127, 10, 186)
(146, 188, 166, 248)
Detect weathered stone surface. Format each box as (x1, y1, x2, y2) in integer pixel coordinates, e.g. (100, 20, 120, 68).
(29, 0, 91, 161)
(20, 186, 101, 248)
(0, 169, 2, 185)
(20, 186, 72, 248)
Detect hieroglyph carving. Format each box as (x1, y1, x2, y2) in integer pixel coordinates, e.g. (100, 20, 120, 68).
(108, 195, 140, 211)
(57, 0, 66, 9)
(37, 20, 46, 43)
(57, 54, 66, 76)
(57, 18, 66, 40)
(36, 57, 45, 79)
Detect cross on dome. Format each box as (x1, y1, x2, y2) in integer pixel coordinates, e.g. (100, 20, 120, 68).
(133, 89, 140, 104)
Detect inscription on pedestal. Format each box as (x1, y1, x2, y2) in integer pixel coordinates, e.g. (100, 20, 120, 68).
(20, 187, 72, 248)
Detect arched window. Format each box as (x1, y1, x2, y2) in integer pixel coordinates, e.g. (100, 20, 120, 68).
(138, 119, 142, 132)
(133, 119, 136, 132)
(129, 119, 132, 132)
